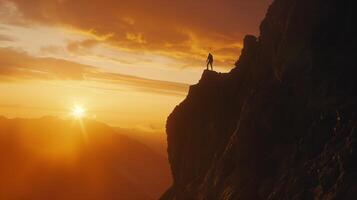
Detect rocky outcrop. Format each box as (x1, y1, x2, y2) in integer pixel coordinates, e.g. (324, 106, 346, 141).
(161, 0, 357, 199)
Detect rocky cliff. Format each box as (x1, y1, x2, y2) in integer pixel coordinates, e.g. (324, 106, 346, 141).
(161, 0, 357, 199)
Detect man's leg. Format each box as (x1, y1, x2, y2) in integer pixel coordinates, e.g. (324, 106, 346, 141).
(210, 62, 213, 70)
(207, 62, 209, 70)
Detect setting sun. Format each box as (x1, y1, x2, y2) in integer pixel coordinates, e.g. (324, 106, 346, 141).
(72, 105, 86, 118)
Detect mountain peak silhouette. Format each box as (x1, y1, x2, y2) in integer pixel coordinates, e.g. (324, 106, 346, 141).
(161, 0, 357, 199)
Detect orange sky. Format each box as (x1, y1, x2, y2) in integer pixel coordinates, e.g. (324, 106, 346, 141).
(0, 0, 271, 131)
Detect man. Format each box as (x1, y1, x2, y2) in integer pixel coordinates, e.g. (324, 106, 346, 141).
(206, 53, 213, 70)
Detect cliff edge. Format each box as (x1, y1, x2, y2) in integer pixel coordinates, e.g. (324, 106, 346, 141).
(161, 0, 357, 199)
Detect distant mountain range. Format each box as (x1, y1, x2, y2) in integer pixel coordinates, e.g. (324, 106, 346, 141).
(0, 116, 171, 200)
(114, 127, 168, 157)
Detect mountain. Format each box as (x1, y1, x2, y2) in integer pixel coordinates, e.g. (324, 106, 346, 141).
(115, 127, 168, 157)
(0, 116, 171, 200)
(161, 0, 357, 199)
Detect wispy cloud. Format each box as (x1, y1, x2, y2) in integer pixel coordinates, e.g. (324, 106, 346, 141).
(0, 34, 14, 41)
(2, 0, 271, 68)
(0, 48, 189, 96)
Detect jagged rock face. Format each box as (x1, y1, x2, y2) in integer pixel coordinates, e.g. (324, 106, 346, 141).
(161, 0, 357, 199)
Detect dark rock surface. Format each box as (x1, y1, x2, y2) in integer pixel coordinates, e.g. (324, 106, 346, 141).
(161, 0, 357, 199)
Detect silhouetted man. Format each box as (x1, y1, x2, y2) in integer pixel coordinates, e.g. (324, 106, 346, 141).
(206, 53, 213, 70)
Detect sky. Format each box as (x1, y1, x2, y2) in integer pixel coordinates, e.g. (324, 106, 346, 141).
(0, 0, 271, 132)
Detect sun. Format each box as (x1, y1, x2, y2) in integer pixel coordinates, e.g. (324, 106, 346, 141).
(72, 105, 86, 118)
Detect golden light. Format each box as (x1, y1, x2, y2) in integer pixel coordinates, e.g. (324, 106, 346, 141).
(72, 105, 86, 119)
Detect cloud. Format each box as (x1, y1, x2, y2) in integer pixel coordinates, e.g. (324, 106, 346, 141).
(0, 47, 94, 80)
(0, 34, 14, 41)
(3, 0, 272, 67)
(0, 48, 189, 96)
(66, 39, 100, 54)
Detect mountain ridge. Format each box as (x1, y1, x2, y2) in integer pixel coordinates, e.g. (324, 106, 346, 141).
(161, 0, 357, 199)
(0, 117, 171, 200)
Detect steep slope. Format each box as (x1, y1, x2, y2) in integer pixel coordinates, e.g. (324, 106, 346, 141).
(161, 0, 357, 199)
(0, 117, 171, 200)
(115, 127, 168, 157)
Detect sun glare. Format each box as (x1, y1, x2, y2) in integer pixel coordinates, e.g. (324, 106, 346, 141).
(72, 105, 86, 118)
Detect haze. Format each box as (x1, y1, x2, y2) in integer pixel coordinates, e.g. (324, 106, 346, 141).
(0, 0, 271, 199)
(0, 0, 271, 130)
